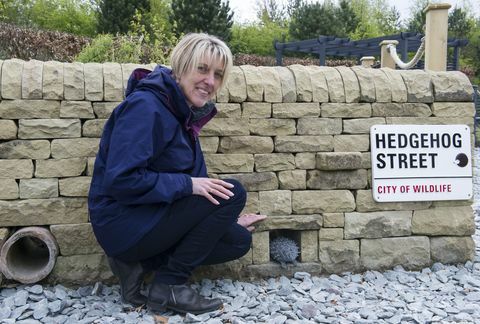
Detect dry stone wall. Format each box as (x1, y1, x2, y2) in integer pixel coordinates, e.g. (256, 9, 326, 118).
(0, 59, 476, 284)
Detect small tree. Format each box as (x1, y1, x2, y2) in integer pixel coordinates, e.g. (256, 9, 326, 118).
(288, 1, 339, 40)
(97, 0, 150, 34)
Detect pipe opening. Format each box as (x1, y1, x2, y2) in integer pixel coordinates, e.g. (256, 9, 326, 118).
(6, 236, 51, 278)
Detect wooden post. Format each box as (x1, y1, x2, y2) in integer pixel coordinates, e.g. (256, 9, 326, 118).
(379, 40, 399, 69)
(360, 56, 375, 68)
(424, 3, 451, 71)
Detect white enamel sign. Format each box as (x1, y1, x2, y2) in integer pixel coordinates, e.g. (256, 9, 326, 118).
(370, 124, 473, 202)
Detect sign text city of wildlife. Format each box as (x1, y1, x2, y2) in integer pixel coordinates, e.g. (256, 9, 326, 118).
(370, 124, 472, 202)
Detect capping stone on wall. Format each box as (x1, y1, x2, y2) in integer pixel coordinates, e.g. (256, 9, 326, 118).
(0, 60, 475, 284)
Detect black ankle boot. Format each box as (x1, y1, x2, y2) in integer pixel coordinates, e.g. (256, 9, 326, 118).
(147, 282, 223, 314)
(107, 257, 147, 306)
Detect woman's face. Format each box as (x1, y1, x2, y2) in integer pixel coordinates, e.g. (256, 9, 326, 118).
(178, 59, 224, 108)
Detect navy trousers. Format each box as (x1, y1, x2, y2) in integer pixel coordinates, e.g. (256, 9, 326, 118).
(116, 179, 250, 285)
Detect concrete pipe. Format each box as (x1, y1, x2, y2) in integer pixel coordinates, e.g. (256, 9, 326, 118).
(0, 226, 59, 284)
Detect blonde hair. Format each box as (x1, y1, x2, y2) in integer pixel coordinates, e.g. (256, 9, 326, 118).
(170, 33, 233, 89)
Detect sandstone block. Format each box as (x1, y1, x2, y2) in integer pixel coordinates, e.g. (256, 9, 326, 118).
(399, 70, 433, 103)
(252, 231, 270, 264)
(316, 152, 363, 170)
(430, 71, 474, 102)
(288, 64, 313, 102)
(255, 214, 322, 232)
(297, 118, 342, 135)
(19, 178, 58, 199)
(227, 66, 247, 102)
(0, 59, 3, 97)
(275, 66, 296, 102)
(300, 231, 318, 262)
(204, 154, 254, 173)
(380, 68, 407, 103)
(319, 228, 344, 241)
(242, 192, 259, 214)
(333, 135, 370, 152)
(1, 59, 23, 99)
(0, 140, 50, 159)
(220, 172, 277, 191)
(22, 59, 43, 99)
(0, 120, 17, 140)
(19, 119, 81, 139)
(0, 100, 60, 119)
(103, 62, 123, 101)
(355, 190, 431, 212)
(272, 103, 319, 118)
(0, 179, 18, 199)
(93, 102, 120, 118)
(59, 176, 92, 197)
(432, 199, 474, 208)
(319, 240, 360, 273)
(0, 228, 10, 246)
(361, 237, 430, 270)
(344, 211, 411, 239)
(201, 118, 249, 136)
(51, 223, 102, 256)
(343, 117, 385, 134)
(84, 63, 104, 101)
(87, 157, 96, 176)
(335, 66, 360, 103)
(430, 236, 475, 264)
(64, 62, 84, 100)
(259, 190, 292, 215)
(220, 136, 273, 154)
(199, 136, 219, 153)
(412, 206, 475, 236)
(307, 169, 367, 190)
(249, 119, 296, 136)
(360, 152, 371, 169)
(216, 103, 242, 117)
(319, 66, 345, 103)
(323, 213, 344, 228)
(240, 65, 264, 102)
(371, 68, 392, 102)
(278, 170, 306, 190)
(216, 83, 229, 102)
(35, 158, 86, 177)
(259, 66, 282, 103)
(292, 190, 355, 213)
(42, 61, 64, 100)
(51, 138, 100, 158)
(385, 117, 474, 130)
(275, 136, 333, 152)
(0, 159, 33, 179)
(83, 119, 107, 137)
(0, 198, 88, 226)
(242, 102, 271, 118)
(48, 253, 112, 285)
(372, 103, 432, 117)
(431, 102, 475, 117)
(351, 66, 376, 102)
(321, 103, 371, 118)
(255, 153, 295, 172)
(60, 101, 94, 118)
(121, 63, 146, 91)
(294, 153, 316, 169)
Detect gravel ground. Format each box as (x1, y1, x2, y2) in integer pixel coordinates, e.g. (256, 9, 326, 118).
(0, 147, 479, 324)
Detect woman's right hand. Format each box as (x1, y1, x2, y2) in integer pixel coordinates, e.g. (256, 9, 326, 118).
(191, 177, 235, 205)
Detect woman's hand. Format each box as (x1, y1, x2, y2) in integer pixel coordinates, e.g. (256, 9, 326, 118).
(191, 177, 235, 205)
(237, 213, 267, 232)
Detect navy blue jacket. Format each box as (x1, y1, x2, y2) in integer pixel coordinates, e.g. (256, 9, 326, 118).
(88, 65, 217, 256)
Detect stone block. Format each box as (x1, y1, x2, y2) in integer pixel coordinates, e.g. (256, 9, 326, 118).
(278, 170, 306, 190)
(216, 103, 242, 117)
(351, 66, 375, 102)
(300, 231, 318, 262)
(380, 68, 407, 103)
(0, 140, 50, 159)
(316, 152, 363, 170)
(0, 100, 60, 119)
(1, 59, 23, 99)
(255, 214, 322, 232)
(63, 62, 84, 100)
(242, 102, 271, 118)
(103, 62, 123, 101)
(216, 83, 229, 102)
(240, 65, 264, 102)
(19, 178, 58, 199)
(51, 138, 101, 158)
(219, 136, 273, 153)
(121, 63, 146, 91)
(275, 136, 333, 152)
(59, 176, 92, 197)
(361, 237, 430, 270)
(323, 213, 344, 228)
(385, 117, 474, 130)
(48, 253, 112, 285)
(35, 158, 87, 177)
(0, 198, 88, 226)
(371, 68, 392, 103)
(429, 71, 474, 102)
(83, 119, 107, 137)
(201, 118, 249, 136)
(333, 135, 370, 152)
(372, 103, 432, 117)
(292, 190, 355, 213)
(321, 103, 371, 118)
(430, 236, 475, 264)
(360, 152, 371, 169)
(87, 157, 96, 176)
(259, 66, 282, 103)
(259, 190, 292, 215)
(275, 66, 296, 102)
(42, 61, 64, 100)
(319, 240, 360, 273)
(252, 231, 270, 264)
(335, 66, 360, 103)
(398, 70, 433, 103)
(0, 59, 2, 97)
(0, 179, 19, 199)
(242, 192, 259, 214)
(0, 159, 33, 179)
(355, 190, 431, 212)
(51, 223, 103, 256)
(412, 206, 475, 236)
(432, 199, 474, 207)
(288, 64, 313, 102)
(93, 102, 120, 118)
(227, 66, 247, 102)
(22, 59, 43, 99)
(0, 228, 9, 246)
(272, 103, 319, 118)
(19, 119, 81, 139)
(199, 136, 219, 153)
(0, 120, 17, 140)
(249, 119, 296, 136)
(307, 169, 367, 190)
(319, 228, 344, 241)
(297, 118, 342, 135)
(319, 66, 345, 103)
(220, 172, 278, 191)
(344, 210, 412, 239)
(254, 153, 295, 172)
(294, 152, 316, 169)
(60, 101, 95, 118)
(204, 154, 254, 173)
(343, 117, 385, 134)
(431, 102, 475, 117)
(84, 62, 104, 101)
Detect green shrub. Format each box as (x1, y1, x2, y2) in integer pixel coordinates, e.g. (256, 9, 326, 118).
(230, 22, 288, 56)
